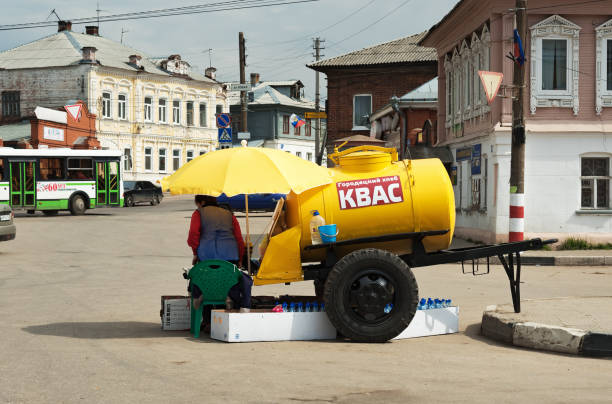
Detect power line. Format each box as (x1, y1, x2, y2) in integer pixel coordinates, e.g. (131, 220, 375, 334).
(0, 0, 319, 31)
(328, 0, 415, 47)
(247, 0, 377, 48)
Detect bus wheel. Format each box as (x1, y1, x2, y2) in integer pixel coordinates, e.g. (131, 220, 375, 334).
(323, 248, 418, 342)
(42, 210, 58, 216)
(70, 195, 86, 215)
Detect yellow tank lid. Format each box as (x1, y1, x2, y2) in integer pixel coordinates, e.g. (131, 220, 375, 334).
(330, 145, 398, 172)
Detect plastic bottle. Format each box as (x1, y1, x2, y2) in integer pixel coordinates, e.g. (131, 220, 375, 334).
(446, 299, 452, 308)
(297, 302, 304, 312)
(434, 298, 441, 308)
(282, 302, 288, 312)
(289, 302, 295, 312)
(305, 302, 311, 312)
(384, 303, 393, 314)
(310, 210, 326, 245)
(418, 298, 426, 310)
(427, 298, 434, 310)
(320, 303, 325, 312)
(312, 302, 319, 312)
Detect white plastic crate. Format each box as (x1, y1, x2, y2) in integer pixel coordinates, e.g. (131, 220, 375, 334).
(210, 309, 337, 342)
(160, 296, 191, 331)
(394, 306, 459, 340)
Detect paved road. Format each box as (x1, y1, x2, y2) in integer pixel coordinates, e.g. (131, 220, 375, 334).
(1, 197, 611, 403)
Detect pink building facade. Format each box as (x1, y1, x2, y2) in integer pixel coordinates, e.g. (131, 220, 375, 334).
(421, 0, 612, 244)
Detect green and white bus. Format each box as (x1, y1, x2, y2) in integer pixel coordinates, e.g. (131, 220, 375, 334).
(0, 148, 123, 215)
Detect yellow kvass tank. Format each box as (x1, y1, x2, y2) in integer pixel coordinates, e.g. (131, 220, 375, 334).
(254, 145, 455, 286)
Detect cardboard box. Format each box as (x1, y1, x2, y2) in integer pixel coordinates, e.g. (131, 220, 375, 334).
(394, 306, 459, 340)
(160, 296, 191, 331)
(210, 309, 337, 342)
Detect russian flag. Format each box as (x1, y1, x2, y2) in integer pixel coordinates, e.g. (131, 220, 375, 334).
(513, 29, 525, 66)
(290, 113, 305, 128)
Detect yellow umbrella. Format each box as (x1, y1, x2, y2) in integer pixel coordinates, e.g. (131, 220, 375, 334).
(161, 146, 333, 273)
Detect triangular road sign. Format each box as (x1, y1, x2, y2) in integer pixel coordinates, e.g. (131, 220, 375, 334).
(65, 104, 82, 121)
(478, 71, 504, 104)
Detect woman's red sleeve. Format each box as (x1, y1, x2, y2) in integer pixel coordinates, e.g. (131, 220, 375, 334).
(187, 210, 201, 255)
(232, 215, 245, 261)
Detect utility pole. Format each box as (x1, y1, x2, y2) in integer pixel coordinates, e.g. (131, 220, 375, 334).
(509, 0, 527, 242)
(313, 37, 324, 165)
(239, 32, 247, 133)
(120, 28, 128, 44)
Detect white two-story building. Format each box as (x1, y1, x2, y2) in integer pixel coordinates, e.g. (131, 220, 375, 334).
(0, 22, 227, 182)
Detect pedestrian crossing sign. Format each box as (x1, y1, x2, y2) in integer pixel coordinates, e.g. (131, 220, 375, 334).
(218, 128, 232, 143)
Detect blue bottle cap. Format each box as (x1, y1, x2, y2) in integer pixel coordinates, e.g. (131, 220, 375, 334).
(420, 298, 426, 304)
(313, 210, 319, 215)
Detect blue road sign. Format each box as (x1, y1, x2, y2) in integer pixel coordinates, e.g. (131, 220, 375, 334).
(218, 128, 232, 143)
(216, 113, 231, 128)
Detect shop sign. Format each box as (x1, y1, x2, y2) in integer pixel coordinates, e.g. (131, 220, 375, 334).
(43, 126, 64, 141)
(456, 147, 471, 161)
(471, 144, 482, 175)
(336, 176, 404, 210)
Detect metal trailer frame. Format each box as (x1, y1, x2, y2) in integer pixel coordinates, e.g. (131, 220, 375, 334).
(303, 230, 557, 313)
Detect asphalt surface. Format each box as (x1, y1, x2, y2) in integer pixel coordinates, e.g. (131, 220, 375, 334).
(1, 196, 611, 403)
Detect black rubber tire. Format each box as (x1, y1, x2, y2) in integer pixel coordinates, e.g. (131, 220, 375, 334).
(323, 248, 419, 342)
(125, 195, 134, 207)
(314, 279, 325, 298)
(151, 195, 159, 206)
(69, 195, 86, 215)
(42, 210, 58, 216)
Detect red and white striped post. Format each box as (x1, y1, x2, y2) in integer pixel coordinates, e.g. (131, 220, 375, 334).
(509, 193, 524, 242)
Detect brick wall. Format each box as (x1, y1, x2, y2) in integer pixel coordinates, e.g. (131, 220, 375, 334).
(324, 63, 437, 143)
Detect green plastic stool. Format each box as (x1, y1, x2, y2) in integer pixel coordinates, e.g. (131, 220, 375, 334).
(188, 259, 242, 338)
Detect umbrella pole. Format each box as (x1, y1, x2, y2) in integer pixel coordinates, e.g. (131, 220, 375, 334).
(245, 194, 251, 275)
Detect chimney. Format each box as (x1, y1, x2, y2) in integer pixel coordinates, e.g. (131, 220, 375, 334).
(205, 67, 217, 80)
(85, 26, 99, 36)
(57, 20, 72, 32)
(250, 73, 260, 86)
(80, 47, 98, 64)
(129, 54, 142, 68)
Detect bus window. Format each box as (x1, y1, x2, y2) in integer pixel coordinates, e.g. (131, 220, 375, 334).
(67, 158, 94, 180)
(39, 158, 64, 180)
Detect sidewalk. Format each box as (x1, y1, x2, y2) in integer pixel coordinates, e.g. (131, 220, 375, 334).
(481, 297, 612, 356)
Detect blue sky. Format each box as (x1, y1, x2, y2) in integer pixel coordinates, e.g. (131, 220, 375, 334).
(0, 0, 459, 100)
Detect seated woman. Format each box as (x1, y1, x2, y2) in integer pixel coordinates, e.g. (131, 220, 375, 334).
(187, 195, 252, 314)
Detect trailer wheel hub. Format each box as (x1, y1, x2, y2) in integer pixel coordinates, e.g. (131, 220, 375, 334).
(348, 272, 394, 323)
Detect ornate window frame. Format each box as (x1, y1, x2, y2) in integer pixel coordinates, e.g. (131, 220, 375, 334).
(530, 15, 581, 115)
(595, 18, 612, 114)
(480, 25, 491, 115)
(444, 54, 453, 128)
(460, 40, 473, 120)
(452, 48, 462, 125)
(471, 32, 483, 117)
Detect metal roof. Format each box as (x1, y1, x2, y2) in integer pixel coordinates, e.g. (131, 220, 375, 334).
(308, 32, 436, 71)
(227, 81, 315, 109)
(0, 123, 30, 142)
(0, 31, 216, 84)
(401, 77, 438, 101)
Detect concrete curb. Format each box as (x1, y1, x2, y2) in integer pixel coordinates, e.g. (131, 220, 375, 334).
(481, 307, 612, 357)
(477, 256, 611, 266)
